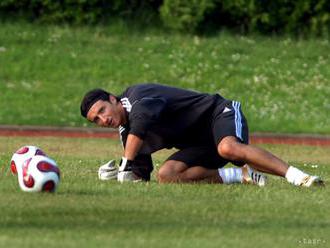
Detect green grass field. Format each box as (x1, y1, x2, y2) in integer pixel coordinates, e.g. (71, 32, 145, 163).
(1, 21, 329, 247)
(0, 136, 329, 247)
(0, 22, 329, 133)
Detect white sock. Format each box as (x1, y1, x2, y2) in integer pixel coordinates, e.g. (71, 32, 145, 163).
(218, 167, 243, 184)
(285, 166, 309, 186)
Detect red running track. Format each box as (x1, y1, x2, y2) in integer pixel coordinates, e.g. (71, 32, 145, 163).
(0, 125, 329, 146)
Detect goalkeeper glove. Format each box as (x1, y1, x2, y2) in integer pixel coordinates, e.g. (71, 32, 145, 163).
(117, 157, 141, 182)
(98, 160, 118, 180)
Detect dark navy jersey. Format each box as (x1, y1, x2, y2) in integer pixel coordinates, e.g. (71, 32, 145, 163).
(118, 83, 227, 155)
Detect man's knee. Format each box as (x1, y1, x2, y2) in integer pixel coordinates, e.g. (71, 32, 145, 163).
(157, 165, 173, 182)
(157, 160, 187, 183)
(217, 137, 245, 161)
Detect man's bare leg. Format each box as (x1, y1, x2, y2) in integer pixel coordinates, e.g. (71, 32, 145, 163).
(157, 160, 265, 185)
(157, 160, 222, 183)
(217, 136, 324, 186)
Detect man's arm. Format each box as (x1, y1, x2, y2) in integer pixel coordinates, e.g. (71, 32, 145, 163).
(119, 131, 153, 181)
(118, 97, 166, 182)
(124, 134, 144, 160)
(118, 133, 146, 182)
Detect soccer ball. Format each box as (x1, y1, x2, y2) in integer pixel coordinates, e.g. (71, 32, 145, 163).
(10, 145, 47, 175)
(17, 155, 60, 192)
(10, 145, 60, 193)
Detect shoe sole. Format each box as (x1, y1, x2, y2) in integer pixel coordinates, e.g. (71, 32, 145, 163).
(301, 176, 325, 187)
(311, 178, 325, 187)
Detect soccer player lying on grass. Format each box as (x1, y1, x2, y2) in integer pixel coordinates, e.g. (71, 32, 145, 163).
(80, 83, 324, 187)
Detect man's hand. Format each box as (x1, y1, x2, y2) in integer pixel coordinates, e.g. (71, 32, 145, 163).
(117, 157, 141, 183)
(117, 171, 137, 182)
(98, 160, 118, 180)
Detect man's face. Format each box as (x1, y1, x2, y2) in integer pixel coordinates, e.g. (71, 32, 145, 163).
(86, 96, 126, 128)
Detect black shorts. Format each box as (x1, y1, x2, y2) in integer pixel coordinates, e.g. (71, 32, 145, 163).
(211, 100, 249, 146)
(166, 100, 249, 169)
(166, 146, 229, 169)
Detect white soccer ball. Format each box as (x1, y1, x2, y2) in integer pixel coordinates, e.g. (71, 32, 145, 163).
(17, 155, 60, 193)
(10, 145, 47, 175)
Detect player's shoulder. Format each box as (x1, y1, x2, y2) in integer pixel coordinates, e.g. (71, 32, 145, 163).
(121, 83, 163, 98)
(128, 83, 164, 91)
(121, 83, 218, 101)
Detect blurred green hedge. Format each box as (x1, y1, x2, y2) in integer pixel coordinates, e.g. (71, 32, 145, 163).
(160, 0, 330, 35)
(1, 0, 329, 35)
(0, 0, 162, 24)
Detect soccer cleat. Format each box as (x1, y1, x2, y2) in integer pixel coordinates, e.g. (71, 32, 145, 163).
(299, 175, 325, 187)
(241, 165, 267, 187)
